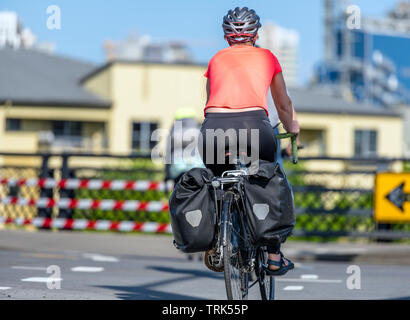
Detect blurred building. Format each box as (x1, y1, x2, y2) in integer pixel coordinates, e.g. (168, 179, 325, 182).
(257, 22, 299, 87)
(0, 47, 402, 167)
(315, 1, 410, 106)
(289, 88, 402, 162)
(0, 11, 34, 49)
(0, 48, 110, 157)
(0, 11, 54, 53)
(103, 34, 193, 63)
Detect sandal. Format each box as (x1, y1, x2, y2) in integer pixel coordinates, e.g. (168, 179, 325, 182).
(265, 251, 294, 276)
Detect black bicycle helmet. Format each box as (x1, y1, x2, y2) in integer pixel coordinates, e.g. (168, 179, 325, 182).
(222, 7, 261, 44)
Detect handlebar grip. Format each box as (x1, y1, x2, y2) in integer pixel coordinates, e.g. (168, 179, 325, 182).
(291, 135, 298, 164)
(275, 133, 298, 165)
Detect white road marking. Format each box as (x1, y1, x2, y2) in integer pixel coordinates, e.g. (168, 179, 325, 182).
(0, 287, 11, 290)
(315, 247, 366, 254)
(293, 263, 316, 270)
(21, 277, 62, 283)
(12, 266, 47, 271)
(283, 286, 304, 291)
(277, 278, 343, 284)
(71, 266, 104, 272)
(301, 274, 319, 280)
(83, 253, 119, 262)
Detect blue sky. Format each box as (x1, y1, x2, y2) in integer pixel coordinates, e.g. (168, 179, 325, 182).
(1, 0, 398, 85)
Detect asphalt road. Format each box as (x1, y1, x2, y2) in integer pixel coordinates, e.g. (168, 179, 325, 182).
(0, 229, 409, 300)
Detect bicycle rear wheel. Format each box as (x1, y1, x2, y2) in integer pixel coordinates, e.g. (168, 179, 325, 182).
(256, 247, 275, 300)
(222, 192, 249, 300)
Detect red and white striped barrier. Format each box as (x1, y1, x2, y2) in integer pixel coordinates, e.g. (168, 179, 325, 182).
(0, 217, 172, 233)
(0, 177, 173, 191)
(0, 197, 169, 212)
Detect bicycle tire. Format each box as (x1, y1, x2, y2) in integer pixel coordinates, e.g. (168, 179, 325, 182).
(222, 192, 249, 300)
(256, 247, 275, 300)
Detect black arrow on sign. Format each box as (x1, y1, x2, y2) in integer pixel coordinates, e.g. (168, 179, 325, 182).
(385, 182, 410, 213)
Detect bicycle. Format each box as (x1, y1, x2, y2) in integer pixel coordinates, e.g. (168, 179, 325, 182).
(206, 133, 298, 300)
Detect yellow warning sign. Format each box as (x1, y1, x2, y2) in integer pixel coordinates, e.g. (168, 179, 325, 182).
(374, 173, 410, 223)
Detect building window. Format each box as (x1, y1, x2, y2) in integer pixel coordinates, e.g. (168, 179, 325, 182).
(131, 121, 158, 151)
(299, 129, 326, 157)
(354, 130, 378, 157)
(52, 121, 82, 137)
(5, 118, 21, 131)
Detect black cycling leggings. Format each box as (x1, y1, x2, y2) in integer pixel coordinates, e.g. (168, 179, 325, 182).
(198, 110, 277, 176)
(198, 110, 280, 254)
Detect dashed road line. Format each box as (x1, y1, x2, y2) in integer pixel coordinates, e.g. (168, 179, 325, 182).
(283, 286, 304, 291)
(12, 266, 47, 271)
(83, 254, 119, 262)
(21, 253, 76, 260)
(294, 263, 315, 270)
(300, 274, 319, 280)
(277, 278, 343, 284)
(21, 277, 62, 283)
(0, 287, 11, 290)
(71, 266, 104, 272)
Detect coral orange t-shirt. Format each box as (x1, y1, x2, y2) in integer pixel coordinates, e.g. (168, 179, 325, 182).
(204, 45, 282, 116)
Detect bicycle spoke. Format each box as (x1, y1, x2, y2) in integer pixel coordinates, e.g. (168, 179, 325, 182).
(248, 279, 259, 289)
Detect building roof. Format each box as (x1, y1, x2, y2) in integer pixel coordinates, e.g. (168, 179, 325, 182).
(288, 87, 400, 117)
(80, 59, 208, 83)
(0, 48, 111, 108)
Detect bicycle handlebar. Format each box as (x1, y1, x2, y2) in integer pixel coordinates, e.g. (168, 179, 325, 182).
(275, 133, 298, 165)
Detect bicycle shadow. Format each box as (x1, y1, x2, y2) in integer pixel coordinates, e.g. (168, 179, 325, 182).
(146, 265, 224, 280)
(96, 265, 223, 300)
(97, 282, 204, 300)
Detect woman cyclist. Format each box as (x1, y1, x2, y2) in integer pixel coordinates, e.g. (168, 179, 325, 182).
(199, 7, 299, 276)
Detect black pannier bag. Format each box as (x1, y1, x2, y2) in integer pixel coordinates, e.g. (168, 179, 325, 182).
(242, 160, 295, 246)
(169, 167, 216, 253)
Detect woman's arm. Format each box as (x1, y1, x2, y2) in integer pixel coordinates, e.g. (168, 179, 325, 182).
(270, 72, 299, 135)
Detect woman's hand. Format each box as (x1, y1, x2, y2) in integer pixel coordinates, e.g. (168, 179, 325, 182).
(284, 119, 301, 158)
(289, 119, 300, 136)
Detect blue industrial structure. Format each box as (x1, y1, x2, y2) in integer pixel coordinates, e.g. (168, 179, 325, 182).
(316, 1, 410, 106)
